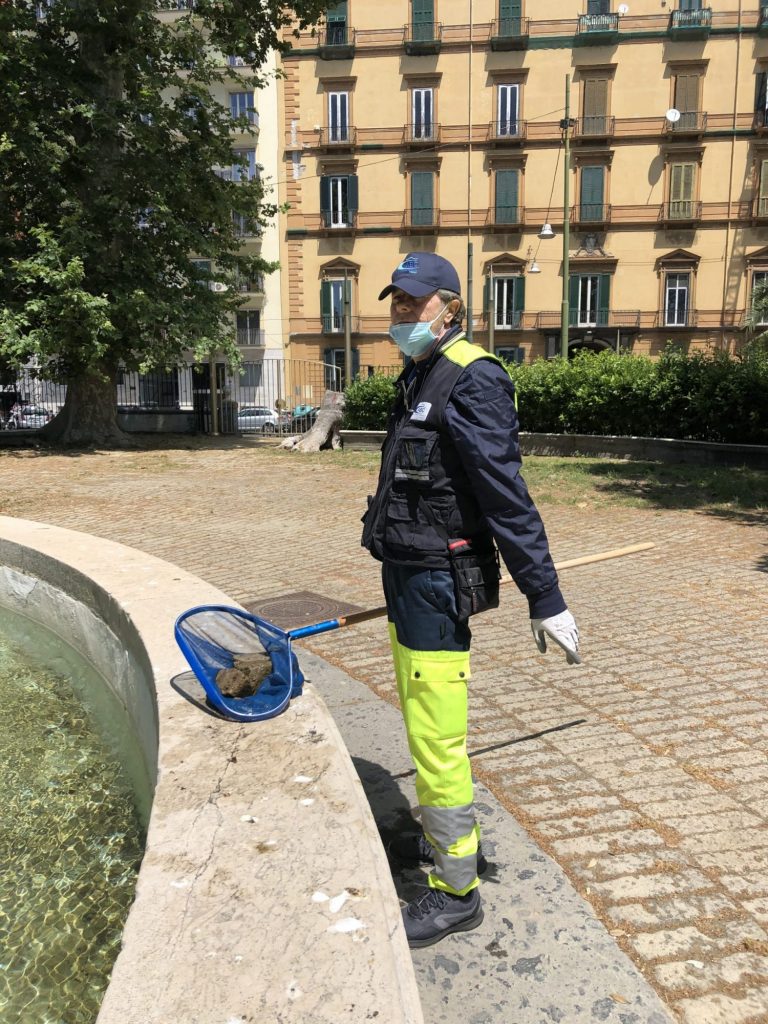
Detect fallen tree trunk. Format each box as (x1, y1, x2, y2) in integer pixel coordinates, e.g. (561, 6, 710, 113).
(283, 391, 345, 453)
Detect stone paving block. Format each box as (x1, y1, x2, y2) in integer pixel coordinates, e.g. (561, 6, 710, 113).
(591, 869, 715, 903)
(551, 829, 666, 859)
(571, 849, 689, 883)
(519, 794, 623, 821)
(740, 898, 768, 923)
(677, 985, 768, 1024)
(535, 809, 642, 840)
(606, 894, 740, 931)
(643, 795, 742, 819)
(720, 873, 768, 899)
(666, 811, 765, 836)
(629, 919, 768, 962)
(697, 850, 768, 875)
(656, 953, 768, 995)
(679, 829, 768, 856)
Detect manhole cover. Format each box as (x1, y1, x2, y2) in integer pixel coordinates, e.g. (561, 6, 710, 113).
(243, 590, 365, 630)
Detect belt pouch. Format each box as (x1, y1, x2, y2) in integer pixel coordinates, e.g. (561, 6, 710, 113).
(449, 541, 501, 621)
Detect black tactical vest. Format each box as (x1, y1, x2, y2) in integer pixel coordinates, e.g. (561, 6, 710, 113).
(361, 334, 511, 569)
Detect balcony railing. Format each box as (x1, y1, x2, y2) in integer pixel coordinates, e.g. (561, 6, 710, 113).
(318, 24, 355, 57)
(659, 310, 698, 329)
(490, 17, 530, 49)
(321, 314, 361, 334)
(236, 328, 265, 347)
(403, 210, 440, 231)
(755, 108, 768, 131)
(572, 203, 611, 225)
(488, 120, 527, 142)
(575, 115, 615, 139)
(664, 110, 707, 134)
(236, 276, 265, 293)
(317, 126, 357, 147)
(576, 13, 620, 41)
(753, 197, 768, 221)
(403, 123, 441, 145)
(661, 201, 702, 223)
(320, 211, 358, 231)
(404, 22, 442, 54)
(489, 311, 524, 330)
(669, 8, 712, 37)
(487, 206, 524, 229)
(760, 6, 768, 34)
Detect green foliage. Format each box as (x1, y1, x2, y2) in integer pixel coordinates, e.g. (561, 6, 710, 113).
(506, 348, 768, 445)
(342, 373, 398, 430)
(0, 0, 327, 436)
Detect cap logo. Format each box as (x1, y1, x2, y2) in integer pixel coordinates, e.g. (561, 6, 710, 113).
(397, 255, 419, 274)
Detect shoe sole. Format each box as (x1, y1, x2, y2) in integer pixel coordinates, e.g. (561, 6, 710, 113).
(407, 906, 485, 948)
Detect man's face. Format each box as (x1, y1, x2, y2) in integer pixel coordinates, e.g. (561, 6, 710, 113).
(389, 288, 447, 327)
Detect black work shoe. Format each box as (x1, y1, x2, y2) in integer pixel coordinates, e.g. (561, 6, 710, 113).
(388, 831, 488, 875)
(402, 886, 483, 948)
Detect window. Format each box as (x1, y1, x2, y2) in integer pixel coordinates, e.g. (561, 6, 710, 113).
(320, 174, 358, 228)
(496, 84, 519, 137)
(232, 211, 259, 236)
(752, 271, 768, 325)
(759, 160, 768, 218)
(190, 259, 212, 286)
(678, 0, 701, 9)
(665, 273, 690, 327)
(229, 92, 257, 125)
(231, 148, 257, 181)
(582, 78, 608, 136)
(328, 91, 349, 142)
(569, 273, 610, 327)
(756, 72, 768, 128)
(326, 0, 348, 45)
(321, 280, 347, 332)
(236, 311, 262, 346)
(492, 275, 525, 329)
(412, 0, 435, 42)
(579, 166, 605, 222)
(498, 0, 522, 36)
(673, 73, 700, 130)
(410, 171, 435, 226)
(587, 0, 610, 12)
(669, 162, 696, 219)
(496, 346, 525, 364)
(494, 169, 519, 224)
(323, 347, 359, 387)
(412, 88, 434, 140)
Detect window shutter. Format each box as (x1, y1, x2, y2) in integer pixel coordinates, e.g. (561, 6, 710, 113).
(580, 166, 604, 218)
(514, 347, 525, 365)
(495, 169, 519, 223)
(513, 276, 525, 317)
(598, 274, 611, 325)
(347, 174, 359, 219)
(756, 72, 767, 115)
(674, 75, 699, 114)
(569, 275, 580, 319)
(584, 79, 607, 117)
(326, 1, 347, 22)
(760, 160, 768, 198)
(321, 282, 332, 331)
(682, 163, 695, 201)
(483, 276, 490, 316)
(412, 0, 434, 35)
(352, 348, 360, 380)
(499, 0, 521, 31)
(320, 176, 332, 217)
(411, 171, 434, 225)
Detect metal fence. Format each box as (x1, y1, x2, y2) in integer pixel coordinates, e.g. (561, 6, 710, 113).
(0, 360, 344, 433)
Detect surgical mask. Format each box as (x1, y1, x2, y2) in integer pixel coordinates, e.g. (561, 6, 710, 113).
(388, 304, 449, 358)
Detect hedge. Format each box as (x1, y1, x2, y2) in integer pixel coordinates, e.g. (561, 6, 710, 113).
(342, 346, 768, 445)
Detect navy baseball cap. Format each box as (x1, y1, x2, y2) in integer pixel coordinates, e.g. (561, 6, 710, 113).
(378, 252, 461, 300)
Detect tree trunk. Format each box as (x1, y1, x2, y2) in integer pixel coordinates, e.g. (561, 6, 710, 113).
(42, 365, 133, 447)
(282, 391, 345, 453)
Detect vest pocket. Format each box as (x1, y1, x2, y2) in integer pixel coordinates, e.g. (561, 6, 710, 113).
(385, 493, 451, 555)
(394, 436, 436, 485)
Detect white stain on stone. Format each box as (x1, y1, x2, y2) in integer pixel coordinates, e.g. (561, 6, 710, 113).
(240, 814, 258, 823)
(312, 891, 329, 903)
(327, 917, 366, 934)
(300, 798, 315, 807)
(286, 979, 302, 1001)
(329, 891, 350, 914)
(293, 774, 313, 784)
(170, 879, 190, 889)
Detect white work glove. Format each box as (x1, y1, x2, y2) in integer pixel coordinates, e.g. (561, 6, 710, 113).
(531, 609, 581, 665)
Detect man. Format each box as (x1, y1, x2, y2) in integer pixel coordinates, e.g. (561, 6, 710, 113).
(361, 252, 580, 949)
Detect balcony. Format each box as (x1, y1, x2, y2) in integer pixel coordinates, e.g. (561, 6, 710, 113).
(235, 276, 265, 294)
(318, 24, 355, 59)
(753, 197, 768, 222)
(320, 211, 358, 233)
(489, 17, 530, 50)
(536, 310, 640, 330)
(236, 328, 265, 347)
(760, 6, 768, 35)
(572, 203, 611, 226)
(576, 13, 620, 44)
(403, 123, 441, 146)
(322, 313, 361, 335)
(669, 8, 712, 38)
(755, 109, 768, 133)
(316, 126, 357, 149)
(486, 206, 524, 230)
(657, 310, 698, 329)
(488, 311, 524, 330)
(660, 200, 702, 224)
(488, 120, 527, 144)
(575, 115, 615, 140)
(404, 22, 442, 55)
(403, 210, 440, 233)
(663, 110, 707, 136)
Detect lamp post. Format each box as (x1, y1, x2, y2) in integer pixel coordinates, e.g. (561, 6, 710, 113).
(560, 73, 574, 361)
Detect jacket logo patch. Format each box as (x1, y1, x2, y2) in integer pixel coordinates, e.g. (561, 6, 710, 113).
(410, 402, 432, 422)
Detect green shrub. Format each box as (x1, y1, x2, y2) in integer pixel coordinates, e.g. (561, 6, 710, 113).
(342, 372, 398, 430)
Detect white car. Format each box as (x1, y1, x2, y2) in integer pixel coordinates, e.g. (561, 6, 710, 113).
(6, 405, 53, 429)
(236, 405, 282, 433)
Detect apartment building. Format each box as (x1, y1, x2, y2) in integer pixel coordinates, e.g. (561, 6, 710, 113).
(279, 0, 768, 380)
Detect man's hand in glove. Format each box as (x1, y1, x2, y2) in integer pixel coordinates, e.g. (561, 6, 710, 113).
(530, 610, 581, 665)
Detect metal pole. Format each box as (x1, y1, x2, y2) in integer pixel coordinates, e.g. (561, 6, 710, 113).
(209, 352, 219, 436)
(488, 267, 495, 354)
(466, 241, 474, 341)
(561, 73, 571, 361)
(343, 273, 352, 388)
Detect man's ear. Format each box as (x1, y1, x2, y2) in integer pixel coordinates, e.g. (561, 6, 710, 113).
(445, 299, 461, 323)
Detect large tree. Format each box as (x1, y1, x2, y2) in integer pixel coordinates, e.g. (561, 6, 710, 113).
(0, 0, 325, 445)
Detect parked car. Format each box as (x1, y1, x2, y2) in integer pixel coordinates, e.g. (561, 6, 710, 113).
(289, 405, 319, 433)
(5, 405, 53, 429)
(236, 405, 282, 433)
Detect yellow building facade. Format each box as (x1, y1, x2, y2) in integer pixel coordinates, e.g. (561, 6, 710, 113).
(279, 1, 768, 382)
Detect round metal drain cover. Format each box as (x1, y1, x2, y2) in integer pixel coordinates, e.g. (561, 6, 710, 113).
(243, 590, 364, 630)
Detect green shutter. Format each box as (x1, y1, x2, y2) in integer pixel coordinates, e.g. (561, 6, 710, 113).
(483, 276, 490, 316)
(411, 171, 434, 226)
(756, 72, 767, 116)
(513, 276, 525, 316)
(759, 161, 768, 217)
(580, 166, 604, 221)
(320, 176, 332, 217)
(321, 281, 332, 332)
(495, 169, 519, 224)
(347, 174, 359, 219)
(326, 0, 347, 20)
(583, 79, 608, 135)
(670, 162, 695, 218)
(499, 0, 521, 33)
(412, 0, 434, 40)
(598, 274, 610, 326)
(569, 275, 580, 327)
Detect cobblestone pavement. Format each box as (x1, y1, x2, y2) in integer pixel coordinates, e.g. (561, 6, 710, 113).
(2, 437, 767, 1023)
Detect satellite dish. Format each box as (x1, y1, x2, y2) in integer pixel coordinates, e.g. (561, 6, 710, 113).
(618, 3, 629, 13)
(665, 108, 681, 123)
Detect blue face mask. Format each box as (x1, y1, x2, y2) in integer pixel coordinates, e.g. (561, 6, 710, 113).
(388, 304, 449, 358)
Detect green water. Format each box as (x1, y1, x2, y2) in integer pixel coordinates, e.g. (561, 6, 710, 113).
(0, 609, 146, 1024)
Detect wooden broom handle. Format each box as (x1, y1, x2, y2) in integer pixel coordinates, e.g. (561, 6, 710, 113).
(336, 542, 655, 627)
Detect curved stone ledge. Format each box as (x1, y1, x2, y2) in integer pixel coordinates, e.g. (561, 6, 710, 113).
(0, 516, 423, 1024)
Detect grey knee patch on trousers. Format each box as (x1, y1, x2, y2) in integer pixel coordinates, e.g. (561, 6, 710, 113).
(421, 803, 476, 852)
